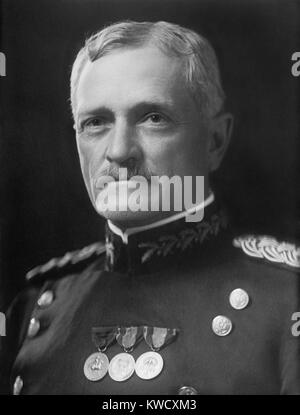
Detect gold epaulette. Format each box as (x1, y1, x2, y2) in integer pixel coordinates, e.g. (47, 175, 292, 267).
(26, 242, 106, 282)
(233, 235, 300, 269)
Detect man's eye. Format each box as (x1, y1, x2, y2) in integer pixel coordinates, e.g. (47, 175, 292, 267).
(79, 117, 110, 133)
(148, 113, 163, 123)
(84, 118, 104, 128)
(143, 113, 167, 124)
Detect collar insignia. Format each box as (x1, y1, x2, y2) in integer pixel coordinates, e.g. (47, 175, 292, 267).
(139, 211, 228, 264)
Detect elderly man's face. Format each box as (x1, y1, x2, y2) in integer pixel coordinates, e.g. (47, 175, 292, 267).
(75, 46, 228, 227)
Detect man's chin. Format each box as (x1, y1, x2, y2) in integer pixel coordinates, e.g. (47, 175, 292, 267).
(93, 181, 168, 228)
(93, 181, 183, 229)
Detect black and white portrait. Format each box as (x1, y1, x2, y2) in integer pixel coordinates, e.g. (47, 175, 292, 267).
(0, 0, 299, 397)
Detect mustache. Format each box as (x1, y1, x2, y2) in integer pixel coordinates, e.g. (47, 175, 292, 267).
(97, 165, 154, 181)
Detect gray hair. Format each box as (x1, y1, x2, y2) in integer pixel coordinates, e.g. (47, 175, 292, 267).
(70, 20, 225, 119)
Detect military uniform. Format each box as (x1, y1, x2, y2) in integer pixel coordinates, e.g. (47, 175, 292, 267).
(0, 201, 300, 395)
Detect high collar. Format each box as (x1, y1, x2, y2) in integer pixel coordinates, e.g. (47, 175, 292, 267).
(107, 192, 215, 244)
(104, 195, 228, 275)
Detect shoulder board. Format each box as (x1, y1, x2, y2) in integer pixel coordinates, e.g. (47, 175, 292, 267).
(233, 235, 300, 270)
(26, 241, 106, 283)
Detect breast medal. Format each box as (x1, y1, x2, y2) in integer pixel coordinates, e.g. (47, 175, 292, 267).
(83, 326, 118, 382)
(108, 326, 143, 382)
(84, 325, 179, 382)
(108, 353, 136, 382)
(84, 352, 109, 381)
(135, 351, 164, 380)
(135, 326, 178, 380)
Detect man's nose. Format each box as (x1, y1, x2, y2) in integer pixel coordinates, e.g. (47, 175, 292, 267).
(105, 120, 140, 166)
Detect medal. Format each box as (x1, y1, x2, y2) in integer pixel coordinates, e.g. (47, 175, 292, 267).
(108, 353, 135, 382)
(108, 326, 143, 382)
(83, 326, 118, 382)
(135, 326, 179, 380)
(135, 351, 164, 380)
(84, 352, 109, 381)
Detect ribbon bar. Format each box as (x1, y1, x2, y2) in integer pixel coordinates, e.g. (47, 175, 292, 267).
(116, 326, 143, 352)
(143, 326, 179, 351)
(92, 326, 119, 351)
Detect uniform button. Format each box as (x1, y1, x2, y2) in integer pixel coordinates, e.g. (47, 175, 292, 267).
(27, 317, 40, 338)
(178, 386, 198, 395)
(37, 290, 54, 308)
(212, 315, 232, 336)
(13, 376, 23, 395)
(229, 288, 249, 310)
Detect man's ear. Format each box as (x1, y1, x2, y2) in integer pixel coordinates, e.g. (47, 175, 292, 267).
(208, 112, 234, 172)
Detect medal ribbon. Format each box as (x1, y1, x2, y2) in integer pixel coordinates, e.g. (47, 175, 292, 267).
(92, 326, 119, 352)
(143, 326, 179, 351)
(116, 326, 143, 352)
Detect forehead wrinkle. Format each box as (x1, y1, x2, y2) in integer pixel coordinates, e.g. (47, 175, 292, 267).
(77, 96, 178, 118)
(75, 47, 194, 120)
(76, 81, 197, 125)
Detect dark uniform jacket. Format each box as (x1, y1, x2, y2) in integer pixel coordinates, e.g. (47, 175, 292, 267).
(0, 203, 300, 395)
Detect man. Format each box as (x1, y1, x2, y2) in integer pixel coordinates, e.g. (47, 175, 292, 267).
(0, 20, 299, 395)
